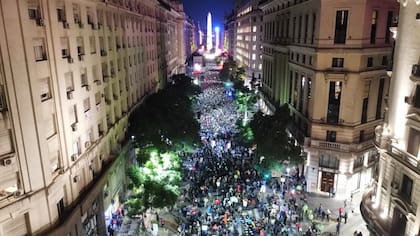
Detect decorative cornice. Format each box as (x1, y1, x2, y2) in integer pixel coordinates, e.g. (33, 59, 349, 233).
(397, 0, 420, 7)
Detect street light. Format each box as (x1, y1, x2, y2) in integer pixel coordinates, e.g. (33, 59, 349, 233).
(216, 180, 221, 196)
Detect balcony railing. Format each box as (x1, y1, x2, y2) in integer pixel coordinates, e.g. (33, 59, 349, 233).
(309, 139, 373, 153)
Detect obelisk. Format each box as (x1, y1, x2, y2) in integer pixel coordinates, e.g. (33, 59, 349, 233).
(206, 12, 213, 50)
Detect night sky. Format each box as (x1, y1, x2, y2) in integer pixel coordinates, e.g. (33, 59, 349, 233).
(181, 0, 236, 30)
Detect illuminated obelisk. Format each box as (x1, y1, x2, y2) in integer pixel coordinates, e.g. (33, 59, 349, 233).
(206, 12, 213, 50)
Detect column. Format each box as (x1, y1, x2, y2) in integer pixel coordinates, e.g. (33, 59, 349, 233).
(382, 160, 395, 216)
(374, 155, 386, 208)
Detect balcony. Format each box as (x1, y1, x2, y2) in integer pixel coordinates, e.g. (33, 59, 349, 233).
(309, 139, 373, 153)
(360, 189, 391, 236)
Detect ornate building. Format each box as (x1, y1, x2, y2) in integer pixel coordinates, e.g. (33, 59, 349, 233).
(259, 0, 398, 199)
(361, 1, 420, 235)
(0, 0, 187, 235)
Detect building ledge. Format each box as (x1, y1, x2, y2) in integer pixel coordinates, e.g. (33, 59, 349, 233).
(360, 189, 392, 236)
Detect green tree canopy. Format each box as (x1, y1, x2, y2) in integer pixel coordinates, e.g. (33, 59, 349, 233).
(126, 149, 182, 215)
(129, 75, 201, 152)
(250, 105, 303, 172)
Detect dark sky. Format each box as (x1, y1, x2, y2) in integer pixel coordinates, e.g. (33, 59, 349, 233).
(181, 0, 235, 30)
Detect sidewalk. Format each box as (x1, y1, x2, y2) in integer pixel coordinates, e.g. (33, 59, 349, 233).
(306, 191, 370, 235)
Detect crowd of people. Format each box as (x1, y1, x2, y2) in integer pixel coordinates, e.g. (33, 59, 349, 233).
(175, 79, 319, 236)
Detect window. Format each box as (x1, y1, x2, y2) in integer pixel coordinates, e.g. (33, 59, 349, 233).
(296, 53, 300, 62)
(89, 36, 96, 54)
(81, 68, 88, 87)
(319, 155, 339, 169)
(407, 128, 420, 157)
(302, 55, 306, 64)
(326, 131, 336, 142)
(376, 78, 385, 119)
(72, 4, 81, 25)
(367, 57, 373, 67)
(307, 78, 312, 99)
(401, 174, 413, 201)
(76, 37, 84, 56)
(309, 56, 313, 65)
(65, 72, 74, 92)
(382, 56, 388, 66)
(39, 77, 51, 102)
(60, 37, 70, 58)
(334, 10, 348, 44)
(354, 155, 364, 169)
(332, 58, 344, 68)
(361, 98, 368, 124)
(252, 26, 257, 32)
(370, 11, 378, 44)
(33, 38, 47, 62)
(57, 3, 66, 22)
(57, 198, 65, 219)
(28, 0, 41, 20)
(311, 13, 316, 44)
(95, 92, 101, 105)
(83, 98, 91, 112)
(327, 81, 342, 124)
(298, 15, 302, 43)
(385, 11, 393, 43)
(413, 85, 420, 109)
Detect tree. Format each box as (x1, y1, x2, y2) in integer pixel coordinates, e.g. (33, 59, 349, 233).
(129, 75, 201, 152)
(126, 149, 182, 216)
(250, 105, 303, 173)
(219, 56, 245, 82)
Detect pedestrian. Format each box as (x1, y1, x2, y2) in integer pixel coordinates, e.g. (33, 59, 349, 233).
(107, 224, 114, 236)
(326, 208, 331, 221)
(336, 222, 341, 235)
(343, 211, 348, 224)
(353, 231, 358, 236)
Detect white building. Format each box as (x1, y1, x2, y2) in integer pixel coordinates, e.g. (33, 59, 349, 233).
(361, 1, 420, 236)
(0, 0, 187, 235)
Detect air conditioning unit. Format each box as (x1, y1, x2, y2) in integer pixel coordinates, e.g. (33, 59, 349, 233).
(412, 64, 420, 77)
(13, 190, 22, 198)
(71, 154, 78, 161)
(85, 141, 91, 148)
(405, 96, 413, 105)
(63, 21, 70, 29)
(36, 18, 44, 26)
(95, 80, 102, 85)
(0, 158, 12, 166)
(58, 168, 65, 174)
(73, 175, 80, 182)
(67, 57, 74, 63)
(100, 50, 107, 56)
(71, 122, 78, 131)
(78, 54, 84, 61)
(79, 22, 84, 28)
(67, 90, 74, 100)
(85, 85, 91, 91)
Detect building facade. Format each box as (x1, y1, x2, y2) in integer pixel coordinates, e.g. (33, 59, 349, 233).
(235, 0, 263, 84)
(0, 0, 186, 235)
(259, 0, 398, 199)
(361, 1, 420, 236)
(224, 12, 236, 56)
